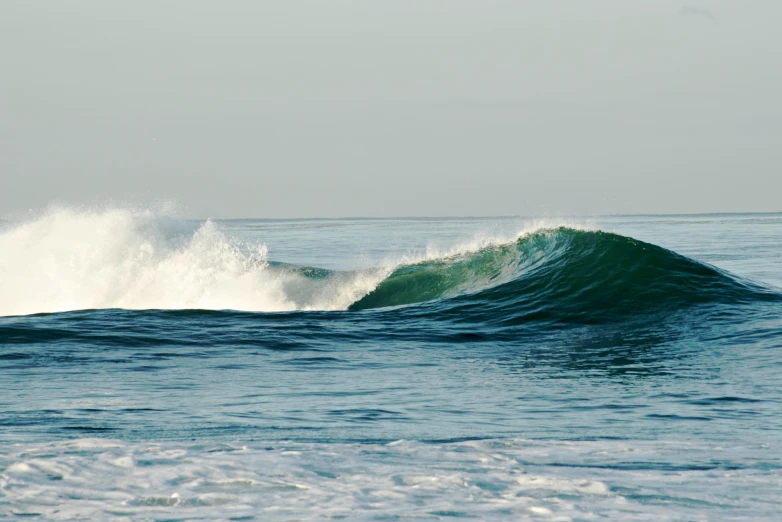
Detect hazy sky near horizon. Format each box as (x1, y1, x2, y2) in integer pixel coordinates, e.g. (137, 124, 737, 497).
(2, 1, 781, 218)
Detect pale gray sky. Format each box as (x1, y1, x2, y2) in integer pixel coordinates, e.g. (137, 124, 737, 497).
(2, 1, 780, 217)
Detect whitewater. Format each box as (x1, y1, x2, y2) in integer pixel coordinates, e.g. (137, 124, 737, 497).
(2, 209, 782, 520)
(0, 207, 587, 316)
(0, 208, 383, 315)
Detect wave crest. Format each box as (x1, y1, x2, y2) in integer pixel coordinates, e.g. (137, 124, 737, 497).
(350, 228, 778, 323)
(1, 209, 775, 319)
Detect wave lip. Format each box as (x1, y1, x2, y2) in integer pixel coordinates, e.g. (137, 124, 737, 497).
(348, 227, 779, 323)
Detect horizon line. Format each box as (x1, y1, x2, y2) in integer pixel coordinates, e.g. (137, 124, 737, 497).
(201, 211, 782, 221)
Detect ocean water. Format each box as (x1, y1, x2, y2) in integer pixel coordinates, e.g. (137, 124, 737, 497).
(1, 209, 782, 520)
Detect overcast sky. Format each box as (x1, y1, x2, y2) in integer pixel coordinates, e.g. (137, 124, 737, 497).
(2, 1, 780, 218)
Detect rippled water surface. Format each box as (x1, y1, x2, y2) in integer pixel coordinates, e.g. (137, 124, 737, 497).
(1, 212, 781, 520)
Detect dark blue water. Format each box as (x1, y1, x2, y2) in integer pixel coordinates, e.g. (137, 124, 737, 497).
(1, 212, 781, 520)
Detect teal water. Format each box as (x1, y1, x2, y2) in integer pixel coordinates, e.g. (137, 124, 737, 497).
(1, 211, 781, 520)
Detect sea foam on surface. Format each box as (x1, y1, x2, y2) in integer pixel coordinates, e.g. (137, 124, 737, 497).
(1, 438, 778, 521)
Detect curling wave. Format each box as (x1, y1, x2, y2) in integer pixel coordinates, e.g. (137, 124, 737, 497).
(349, 227, 779, 324)
(0, 208, 777, 319)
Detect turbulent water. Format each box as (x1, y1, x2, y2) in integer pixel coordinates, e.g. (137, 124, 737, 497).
(1, 209, 782, 520)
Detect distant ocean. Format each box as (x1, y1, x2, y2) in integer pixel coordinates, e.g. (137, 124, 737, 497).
(2, 209, 781, 520)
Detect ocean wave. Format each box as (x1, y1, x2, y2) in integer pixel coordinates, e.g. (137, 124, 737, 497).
(350, 228, 779, 324)
(0, 208, 776, 319)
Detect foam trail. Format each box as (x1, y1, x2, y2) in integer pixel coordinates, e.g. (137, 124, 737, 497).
(0, 208, 382, 316)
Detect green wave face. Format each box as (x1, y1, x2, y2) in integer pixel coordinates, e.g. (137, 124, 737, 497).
(348, 230, 566, 311)
(348, 227, 776, 315)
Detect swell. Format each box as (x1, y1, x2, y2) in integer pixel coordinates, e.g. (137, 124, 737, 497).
(348, 227, 780, 322)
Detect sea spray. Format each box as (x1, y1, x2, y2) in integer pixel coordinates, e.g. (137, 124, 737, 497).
(0, 207, 382, 316)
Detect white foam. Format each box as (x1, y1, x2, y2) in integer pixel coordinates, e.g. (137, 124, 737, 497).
(0, 207, 386, 316)
(0, 438, 777, 520)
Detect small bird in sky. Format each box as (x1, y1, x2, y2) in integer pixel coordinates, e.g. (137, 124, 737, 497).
(679, 6, 718, 22)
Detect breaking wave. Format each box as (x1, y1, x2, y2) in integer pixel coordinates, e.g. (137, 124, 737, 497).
(0, 208, 776, 319)
(351, 227, 779, 325)
(0, 208, 382, 316)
